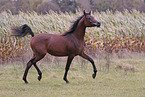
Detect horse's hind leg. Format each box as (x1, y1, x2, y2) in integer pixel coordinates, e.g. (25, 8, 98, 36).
(23, 54, 45, 83)
(23, 58, 35, 83)
(63, 55, 75, 83)
(32, 54, 46, 81)
(33, 62, 42, 81)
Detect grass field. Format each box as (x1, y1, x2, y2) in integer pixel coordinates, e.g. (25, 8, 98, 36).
(0, 57, 145, 97)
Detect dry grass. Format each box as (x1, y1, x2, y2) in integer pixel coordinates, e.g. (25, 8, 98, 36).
(116, 63, 137, 72)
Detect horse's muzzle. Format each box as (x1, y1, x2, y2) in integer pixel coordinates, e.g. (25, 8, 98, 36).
(96, 22, 101, 27)
(92, 22, 101, 27)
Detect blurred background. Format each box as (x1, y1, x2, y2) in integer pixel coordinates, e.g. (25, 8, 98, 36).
(0, 0, 145, 14)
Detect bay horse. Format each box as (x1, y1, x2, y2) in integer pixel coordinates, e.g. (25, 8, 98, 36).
(11, 11, 101, 83)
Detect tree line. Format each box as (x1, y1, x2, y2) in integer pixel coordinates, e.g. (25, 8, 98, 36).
(0, 0, 145, 14)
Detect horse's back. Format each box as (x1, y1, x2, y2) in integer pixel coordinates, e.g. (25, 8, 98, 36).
(30, 33, 69, 56)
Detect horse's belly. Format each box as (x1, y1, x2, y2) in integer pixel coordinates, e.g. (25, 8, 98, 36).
(47, 49, 68, 56)
(47, 44, 81, 56)
(47, 43, 69, 56)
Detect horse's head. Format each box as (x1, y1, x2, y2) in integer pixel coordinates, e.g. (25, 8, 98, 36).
(83, 10, 101, 27)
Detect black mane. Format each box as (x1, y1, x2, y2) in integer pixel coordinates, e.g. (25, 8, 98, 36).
(62, 15, 84, 36)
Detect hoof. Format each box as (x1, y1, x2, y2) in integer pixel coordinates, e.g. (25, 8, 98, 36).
(92, 73, 96, 79)
(25, 81, 29, 84)
(66, 80, 70, 84)
(38, 72, 42, 81)
(38, 75, 42, 81)
(63, 78, 70, 84)
(23, 78, 28, 84)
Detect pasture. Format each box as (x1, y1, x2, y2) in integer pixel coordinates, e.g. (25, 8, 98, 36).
(0, 56, 145, 97)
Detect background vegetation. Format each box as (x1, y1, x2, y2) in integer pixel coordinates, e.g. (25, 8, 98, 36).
(0, 10, 145, 63)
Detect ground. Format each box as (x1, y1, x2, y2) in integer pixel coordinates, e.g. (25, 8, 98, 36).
(0, 57, 145, 97)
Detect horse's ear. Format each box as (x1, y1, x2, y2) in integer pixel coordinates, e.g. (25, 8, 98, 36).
(89, 11, 91, 15)
(83, 10, 86, 16)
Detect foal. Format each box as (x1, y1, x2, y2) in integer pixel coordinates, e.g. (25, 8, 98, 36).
(11, 11, 101, 83)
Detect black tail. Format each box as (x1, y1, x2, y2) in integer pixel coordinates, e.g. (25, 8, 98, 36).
(11, 24, 34, 37)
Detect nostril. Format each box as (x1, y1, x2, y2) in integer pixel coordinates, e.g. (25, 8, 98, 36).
(98, 22, 101, 25)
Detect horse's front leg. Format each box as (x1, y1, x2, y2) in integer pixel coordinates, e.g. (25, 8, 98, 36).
(79, 52, 97, 79)
(63, 55, 75, 83)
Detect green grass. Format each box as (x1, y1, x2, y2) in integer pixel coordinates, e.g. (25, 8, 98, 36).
(0, 57, 145, 97)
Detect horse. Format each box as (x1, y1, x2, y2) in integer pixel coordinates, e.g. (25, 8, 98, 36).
(11, 11, 101, 83)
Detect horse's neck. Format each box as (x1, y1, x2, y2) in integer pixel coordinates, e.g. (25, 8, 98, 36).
(73, 20, 86, 41)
